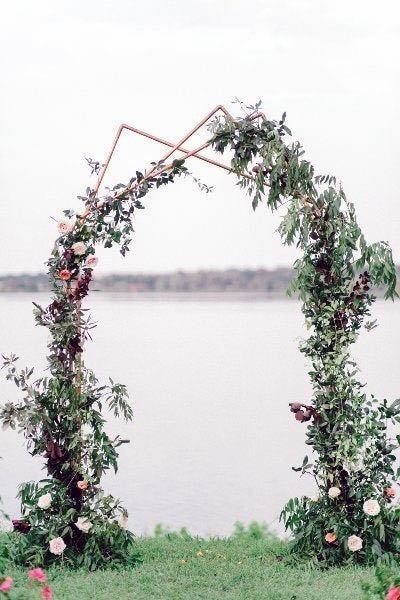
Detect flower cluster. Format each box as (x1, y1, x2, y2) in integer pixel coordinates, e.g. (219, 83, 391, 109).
(0, 567, 53, 598)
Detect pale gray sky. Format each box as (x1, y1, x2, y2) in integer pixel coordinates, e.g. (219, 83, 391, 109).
(1, 0, 399, 274)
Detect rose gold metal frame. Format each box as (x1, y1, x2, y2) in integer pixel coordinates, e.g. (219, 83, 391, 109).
(93, 105, 233, 195)
(88, 105, 267, 219)
(75, 106, 266, 402)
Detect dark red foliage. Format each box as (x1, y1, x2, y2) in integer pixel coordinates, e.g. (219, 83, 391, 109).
(12, 519, 31, 533)
(45, 440, 63, 459)
(70, 270, 93, 302)
(68, 335, 83, 359)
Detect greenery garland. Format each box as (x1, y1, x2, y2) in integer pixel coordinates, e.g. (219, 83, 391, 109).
(1, 160, 193, 568)
(209, 103, 399, 565)
(1, 102, 398, 568)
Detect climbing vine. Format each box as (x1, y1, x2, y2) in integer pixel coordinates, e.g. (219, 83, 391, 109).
(1, 102, 398, 567)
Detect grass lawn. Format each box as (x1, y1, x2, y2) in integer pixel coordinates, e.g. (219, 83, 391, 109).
(3, 526, 375, 599)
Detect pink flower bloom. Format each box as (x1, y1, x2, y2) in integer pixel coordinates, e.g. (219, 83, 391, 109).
(384, 487, 396, 499)
(85, 255, 98, 269)
(76, 480, 88, 490)
(71, 241, 87, 256)
(386, 587, 400, 600)
(28, 567, 47, 583)
(41, 586, 53, 600)
(57, 218, 75, 235)
(59, 269, 72, 281)
(0, 577, 13, 592)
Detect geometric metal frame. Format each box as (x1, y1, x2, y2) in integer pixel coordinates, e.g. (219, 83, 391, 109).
(91, 105, 266, 204)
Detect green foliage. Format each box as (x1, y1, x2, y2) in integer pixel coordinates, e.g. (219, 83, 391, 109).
(209, 103, 399, 565)
(361, 564, 400, 598)
(1, 158, 190, 568)
(7, 482, 136, 569)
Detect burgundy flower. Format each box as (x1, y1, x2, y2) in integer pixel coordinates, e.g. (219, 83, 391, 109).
(295, 410, 306, 422)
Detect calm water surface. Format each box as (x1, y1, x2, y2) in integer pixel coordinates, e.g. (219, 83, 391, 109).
(0, 293, 399, 536)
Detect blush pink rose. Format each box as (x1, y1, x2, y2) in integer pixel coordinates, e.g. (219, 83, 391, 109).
(76, 480, 88, 490)
(57, 218, 75, 235)
(71, 241, 87, 256)
(384, 487, 396, 499)
(85, 255, 98, 268)
(41, 586, 53, 600)
(0, 577, 13, 592)
(386, 588, 400, 600)
(28, 567, 47, 583)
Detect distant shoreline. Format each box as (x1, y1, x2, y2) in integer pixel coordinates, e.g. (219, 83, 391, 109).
(0, 267, 397, 296)
(0, 268, 294, 294)
(0, 291, 299, 303)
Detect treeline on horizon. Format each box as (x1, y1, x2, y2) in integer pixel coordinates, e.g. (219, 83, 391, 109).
(0, 268, 292, 294)
(0, 267, 398, 295)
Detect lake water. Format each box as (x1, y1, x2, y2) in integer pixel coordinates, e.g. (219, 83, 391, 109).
(0, 293, 399, 537)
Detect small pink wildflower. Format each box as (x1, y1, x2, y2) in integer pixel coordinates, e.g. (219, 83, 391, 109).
(28, 567, 47, 583)
(0, 577, 13, 592)
(41, 586, 53, 600)
(386, 587, 400, 600)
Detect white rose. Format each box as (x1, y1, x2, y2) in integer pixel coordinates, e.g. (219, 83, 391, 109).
(37, 493, 52, 510)
(57, 218, 75, 235)
(118, 513, 128, 529)
(347, 534, 363, 552)
(363, 498, 380, 516)
(49, 536, 66, 555)
(75, 516, 93, 534)
(308, 493, 320, 503)
(328, 486, 341, 499)
(71, 241, 87, 256)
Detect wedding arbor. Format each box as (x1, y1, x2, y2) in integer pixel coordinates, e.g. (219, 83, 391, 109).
(1, 102, 399, 568)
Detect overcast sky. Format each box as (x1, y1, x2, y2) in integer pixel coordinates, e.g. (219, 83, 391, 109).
(1, 0, 399, 275)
